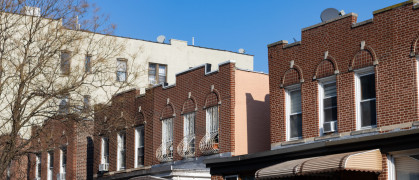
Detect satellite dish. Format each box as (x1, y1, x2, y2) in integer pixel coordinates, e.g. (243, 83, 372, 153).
(157, 35, 166, 43)
(238, 48, 245, 54)
(320, 8, 340, 22)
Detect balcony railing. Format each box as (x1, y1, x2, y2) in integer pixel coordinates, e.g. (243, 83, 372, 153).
(199, 132, 219, 155)
(177, 135, 195, 158)
(156, 141, 173, 162)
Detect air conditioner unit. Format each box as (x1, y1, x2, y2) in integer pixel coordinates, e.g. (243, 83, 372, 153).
(323, 121, 337, 133)
(56, 173, 66, 180)
(99, 163, 109, 172)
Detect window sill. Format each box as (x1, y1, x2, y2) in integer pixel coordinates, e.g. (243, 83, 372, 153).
(351, 127, 380, 136)
(281, 138, 305, 146)
(315, 133, 340, 141)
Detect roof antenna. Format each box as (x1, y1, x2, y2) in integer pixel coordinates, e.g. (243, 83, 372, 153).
(293, 38, 297, 43)
(192, 37, 195, 46)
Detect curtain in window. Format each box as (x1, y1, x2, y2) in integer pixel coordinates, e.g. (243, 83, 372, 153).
(158, 65, 166, 84)
(184, 113, 195, 137)
(162, 118, 173, 154)
(149, 64, 156, 84)
(116, 60, 127, 81)
(206, 106, 219, 136)
(136, 127, 144, 166)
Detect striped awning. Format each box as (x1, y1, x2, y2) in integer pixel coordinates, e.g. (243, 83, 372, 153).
(255, 149, 382, 179)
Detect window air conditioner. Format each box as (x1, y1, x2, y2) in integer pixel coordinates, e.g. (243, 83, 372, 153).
(323, 121, 337, 133)
(99, 163, 109, 172)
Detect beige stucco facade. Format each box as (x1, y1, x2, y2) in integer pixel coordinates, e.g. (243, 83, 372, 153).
(234, 69, 270, 155)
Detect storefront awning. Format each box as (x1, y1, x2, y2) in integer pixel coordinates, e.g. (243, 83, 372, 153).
(255, 149, 382, 179)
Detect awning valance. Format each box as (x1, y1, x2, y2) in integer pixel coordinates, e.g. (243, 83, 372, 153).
(255, 149, 382, 179)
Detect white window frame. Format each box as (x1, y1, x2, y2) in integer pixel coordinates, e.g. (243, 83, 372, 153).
(116, 59, 127, 82)
(354, 66, 376, 130)
(134, 126, 144, 168)
(101, 137, 109, 164)
(117, 132, 126, 171)
(318, 75, 337, 136)
(47, 151, 53, 180)
(35, 154, 41, 179)
(285, 84, 302, 141)
(387, 155, 396, 180)
(59, 147, 66, 175)
(387, 149, 419, 180)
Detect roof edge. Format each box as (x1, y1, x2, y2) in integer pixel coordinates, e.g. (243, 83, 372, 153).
(373, 0, 418, 15)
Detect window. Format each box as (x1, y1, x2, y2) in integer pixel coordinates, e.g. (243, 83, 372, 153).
(183, 112, 196, 155)
(60, 147, 67, 178)
(206, 106, 219, 135)
(83, 95, 90, 111)
(135, 126, 144, 167)
(148, 63, 167, 85)
(85, 55, 91, 73)
(47, 151, 53, 180)
(35, 154, 41, 179)
(58, 95, 69, 114)
(117, 132, 126, 170)
(60, 51, 71, 75)
(318, 77, 337, 135)
(101, 137, 109, 164)
(116, 59, 127, 82)
(161, 118, 173, 159)
(286, 85, 302, 141)
(355, 67, 376, 130)
(387, 150, 419, 180)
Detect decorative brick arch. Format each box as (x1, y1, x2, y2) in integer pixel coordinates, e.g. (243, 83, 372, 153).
(349, 46, 378, 70)
(281, 63, 304, 88)
(160, 102, 176, 120)
(313, 55, 339, 80)
(204, 89, 221, 108)
(181, 96, 198, 114)
(133, 112, 146, 127)
(411, 33, 419, 57)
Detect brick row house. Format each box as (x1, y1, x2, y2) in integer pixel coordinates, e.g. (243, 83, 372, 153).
(206, 1, 419, 180)
(92, 61, 270, 179)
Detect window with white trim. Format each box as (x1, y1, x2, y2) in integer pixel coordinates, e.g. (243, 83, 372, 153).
(116, 59, 127, 82)
(117, 132, 126, 170)
(286, 85, 302, 140)
(161, 118, 173, 158)
(387, 150, 419, 180)
(135, 126, 144, 168)
(355, 67, 376, 130)
(318, 77, 337, 135)
(206, 106, 219, 142)
(60, 147, 67, 178)
(35, 153, 41, 179)
(101, 137, 109, 164)
(47, 151, 53, 180)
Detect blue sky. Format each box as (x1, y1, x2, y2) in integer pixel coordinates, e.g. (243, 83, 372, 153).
(89, 0, 398, 73)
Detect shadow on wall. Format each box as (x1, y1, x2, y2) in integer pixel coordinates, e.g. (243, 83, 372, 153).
(86, 136, 94, 180)
(246, 93, 270, 154)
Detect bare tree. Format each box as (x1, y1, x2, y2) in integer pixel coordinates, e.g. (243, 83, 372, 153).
(0, 0, 142, 177)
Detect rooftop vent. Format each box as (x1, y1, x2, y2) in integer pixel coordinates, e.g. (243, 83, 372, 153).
(22, 6, 40, 17)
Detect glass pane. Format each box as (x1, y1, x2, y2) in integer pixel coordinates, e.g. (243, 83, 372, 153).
(324, 107, 337, 122)
(159, 65, 166, 76)
(117, 60, 127, 71)
(395, 156, 419, 180)
(290, 90, 301, 113)
(85, 56, 91, 72)
(149, 64, 156, 75)
(324, 96, 337, 108)
(117, 71, 126, 81)
(290, 114, 302, 138)
(158, 75, 166, 84)
(323, 82, 337, 98)
(360, 74, 375, 100)
(361, 100, 376, 127)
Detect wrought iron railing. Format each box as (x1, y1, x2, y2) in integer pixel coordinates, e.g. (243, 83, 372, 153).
(177, 135, 195, 158)
(199, 132, 219, 155)
(156, 141, 173, 162)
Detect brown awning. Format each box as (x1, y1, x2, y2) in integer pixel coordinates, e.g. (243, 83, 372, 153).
(255, 149, 382, 179)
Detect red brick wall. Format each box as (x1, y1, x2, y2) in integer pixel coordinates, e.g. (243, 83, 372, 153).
(269, 2, 419, 144)
(93, 62, 237, 173)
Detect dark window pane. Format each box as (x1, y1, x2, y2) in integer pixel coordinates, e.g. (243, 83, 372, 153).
(290, 114, 302, 138)
(324, 107, 337, 122)
(290, 90, 301, 113)
(323, 96, 337, 108)
(361, 100, 376, 127)
(360, 74, 375, 100)
(323, 82, 337, 97)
